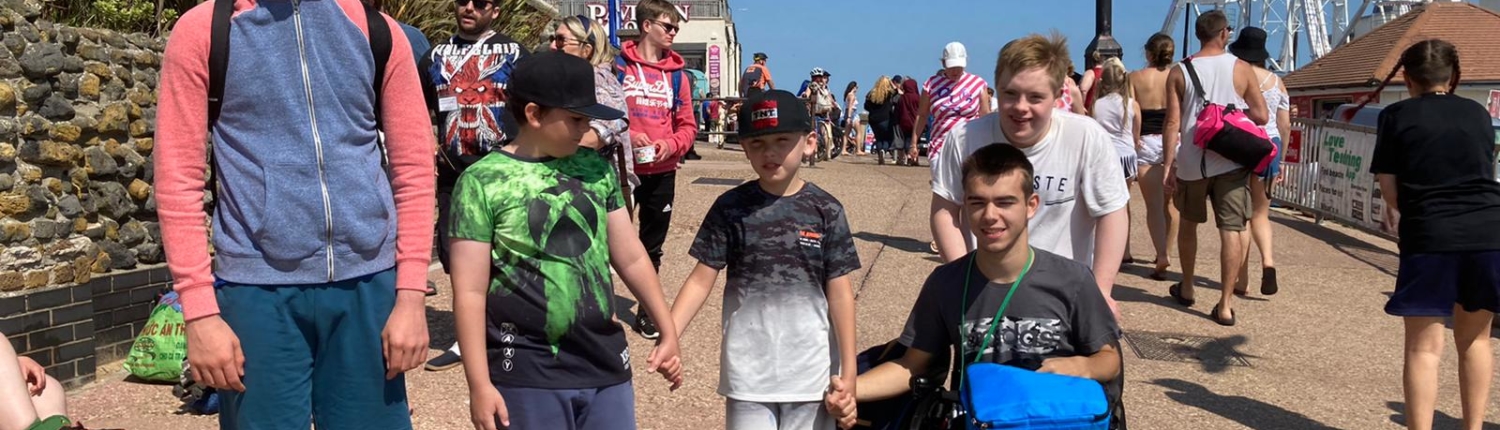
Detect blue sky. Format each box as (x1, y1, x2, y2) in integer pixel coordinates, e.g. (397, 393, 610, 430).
(730, 0, 1481, 107)
(732, 0, 1185, 99)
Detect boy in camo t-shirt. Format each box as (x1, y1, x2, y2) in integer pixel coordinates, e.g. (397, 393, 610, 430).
(446, 52, 681, 430)
(670, 90, 861, 430)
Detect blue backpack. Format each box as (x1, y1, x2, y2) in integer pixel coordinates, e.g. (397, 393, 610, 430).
(613, 56, 687, 112)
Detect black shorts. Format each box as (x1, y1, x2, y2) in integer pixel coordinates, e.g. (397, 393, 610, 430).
(1387, 251, 1500, 317)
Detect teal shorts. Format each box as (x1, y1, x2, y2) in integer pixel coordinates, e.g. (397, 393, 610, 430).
(215, 268, 410, 430)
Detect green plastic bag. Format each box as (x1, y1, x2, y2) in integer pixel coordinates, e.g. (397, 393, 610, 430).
(123, 291, 186, 382)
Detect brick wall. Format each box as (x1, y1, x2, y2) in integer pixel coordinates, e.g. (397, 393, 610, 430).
(0, 264, 169, 389)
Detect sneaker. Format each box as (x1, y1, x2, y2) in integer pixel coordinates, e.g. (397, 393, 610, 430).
(634, 311, 661, 340)
(424, 349, 461, 371)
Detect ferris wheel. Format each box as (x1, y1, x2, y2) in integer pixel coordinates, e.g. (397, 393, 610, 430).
(1160, 0, 1458, 72)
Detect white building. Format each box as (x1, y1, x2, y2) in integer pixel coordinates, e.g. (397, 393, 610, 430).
(549, 0, 742, 98)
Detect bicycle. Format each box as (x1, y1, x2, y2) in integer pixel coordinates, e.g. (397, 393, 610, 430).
(807, 116, 832, 166)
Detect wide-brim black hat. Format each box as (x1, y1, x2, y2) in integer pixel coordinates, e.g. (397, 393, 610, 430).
(1229, 27, 1271, 64)
(508, 51, 624, 121)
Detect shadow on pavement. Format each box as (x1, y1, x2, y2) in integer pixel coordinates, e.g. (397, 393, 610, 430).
(1386, 401, 1500, 429)
(853, 232, 933, 255)
(1151, 378, 1338, 428)
(1270, 213, 1397, 277)
(426, 305, 454, 351)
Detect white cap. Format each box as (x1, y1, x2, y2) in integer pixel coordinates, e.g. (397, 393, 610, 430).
(942, 42, 967, 69)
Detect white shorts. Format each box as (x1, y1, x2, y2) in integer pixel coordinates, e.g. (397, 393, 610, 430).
(726, 399, 835, 430)
(1138, 134, 1165, 166)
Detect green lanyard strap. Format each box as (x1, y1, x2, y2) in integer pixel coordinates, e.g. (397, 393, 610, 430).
(958, 248, 1034, 393)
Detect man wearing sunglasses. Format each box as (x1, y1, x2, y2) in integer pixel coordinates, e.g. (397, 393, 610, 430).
(616, 0, 696, 339)
(417, 0, 530, 371)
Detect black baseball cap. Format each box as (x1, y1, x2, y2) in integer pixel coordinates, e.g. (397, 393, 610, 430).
(506, 51, 624, 121)
(737, 90, 812, 139)
(753, 52, 768, 60)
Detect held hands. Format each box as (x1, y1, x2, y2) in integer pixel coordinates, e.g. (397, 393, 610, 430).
(469, 384, 510, 430)
(824, 376, 858, 429)
(382, 290, 430, 380)
(185, 315, 246, 392)
(17, 356, 47, 396)
(647, 336, 684, 391)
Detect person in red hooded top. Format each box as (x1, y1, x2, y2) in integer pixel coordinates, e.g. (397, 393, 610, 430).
(616, 0, 696, 339)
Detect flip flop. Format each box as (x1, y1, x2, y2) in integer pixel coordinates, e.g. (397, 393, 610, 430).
(1149, 260, 1170, 281)
(1211, 304, 1237, 326)
(1261, 267, 1279, 295)
(1168, 282, 1195, 307)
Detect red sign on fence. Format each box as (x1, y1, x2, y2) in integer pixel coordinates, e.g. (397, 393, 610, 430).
(1285, 128, 1303, 164)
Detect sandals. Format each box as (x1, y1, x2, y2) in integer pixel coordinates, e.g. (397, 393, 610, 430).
(1211, 304, 1237, 326)
(1168, 282, 1195, 307)
(1261, 267, 1279, 295)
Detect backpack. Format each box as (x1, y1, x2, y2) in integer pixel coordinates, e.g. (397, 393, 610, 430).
(204, 0, 393, 198)
(809, 83, 834, 115)
(1182, 57, 1277, 175)
(614, 56, 686, 112)
(741, 64, 766, 93)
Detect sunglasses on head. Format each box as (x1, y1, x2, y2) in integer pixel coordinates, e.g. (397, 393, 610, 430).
(455, 0, 492, 9)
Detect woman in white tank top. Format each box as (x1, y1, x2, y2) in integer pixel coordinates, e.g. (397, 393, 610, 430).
(1091, 58, 1143, 264)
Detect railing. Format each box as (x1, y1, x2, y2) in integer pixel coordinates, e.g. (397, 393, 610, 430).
(1272, 118, 1394, 239)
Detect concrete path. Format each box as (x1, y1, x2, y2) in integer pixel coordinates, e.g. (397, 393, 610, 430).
(65, 144, 1500, 429)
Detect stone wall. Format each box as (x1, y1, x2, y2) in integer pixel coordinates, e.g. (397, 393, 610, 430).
(0, 0, 170, 390)
(0, 0, 165, 293)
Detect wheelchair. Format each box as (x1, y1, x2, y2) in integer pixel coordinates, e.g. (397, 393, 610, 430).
(852, 340, 1127, 430)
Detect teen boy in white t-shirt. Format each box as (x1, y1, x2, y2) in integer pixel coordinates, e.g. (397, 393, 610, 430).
(930, 33, 1131, 317)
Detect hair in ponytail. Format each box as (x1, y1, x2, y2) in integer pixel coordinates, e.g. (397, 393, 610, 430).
(1344, 39, 1460, 121)
(1097, 57, 1133, 131)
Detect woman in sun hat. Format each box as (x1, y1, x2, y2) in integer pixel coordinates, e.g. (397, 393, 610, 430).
(1228, 26, 1289, 297)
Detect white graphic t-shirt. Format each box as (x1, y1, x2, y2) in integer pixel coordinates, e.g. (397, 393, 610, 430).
(932, 112, 1130, 266)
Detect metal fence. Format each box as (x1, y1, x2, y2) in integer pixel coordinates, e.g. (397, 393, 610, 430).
(1271, 118, 1393, 239)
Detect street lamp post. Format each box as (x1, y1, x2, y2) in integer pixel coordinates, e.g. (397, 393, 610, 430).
(1084, 0, 1123, 69)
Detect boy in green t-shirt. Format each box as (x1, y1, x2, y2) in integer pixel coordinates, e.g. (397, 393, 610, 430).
(447, 51, 682, 430)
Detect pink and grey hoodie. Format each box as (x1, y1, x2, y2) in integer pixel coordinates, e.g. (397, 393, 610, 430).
(154, 0, 436, 321)
(618, 40, 696, 176)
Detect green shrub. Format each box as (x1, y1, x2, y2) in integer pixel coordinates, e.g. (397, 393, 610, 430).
(44, 0, 185, 36)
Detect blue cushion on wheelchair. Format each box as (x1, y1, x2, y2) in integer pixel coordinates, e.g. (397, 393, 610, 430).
(962, 363, 1109, 429)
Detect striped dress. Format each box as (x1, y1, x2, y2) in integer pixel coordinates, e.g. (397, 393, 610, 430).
(923, 72, 987, 158)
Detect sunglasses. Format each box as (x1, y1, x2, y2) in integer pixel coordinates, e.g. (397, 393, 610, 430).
(455, 0, 492, 9)
(651, 20, 680, 34)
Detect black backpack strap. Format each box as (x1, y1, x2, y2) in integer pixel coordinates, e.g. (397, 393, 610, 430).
(207, 0, 233, 129)
(205, 0, 234, 209)
(363, 2, 391, 131)
(1181, 57, 1211, 106)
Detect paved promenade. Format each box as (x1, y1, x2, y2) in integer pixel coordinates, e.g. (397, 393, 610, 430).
(66, 144, 1500, 429)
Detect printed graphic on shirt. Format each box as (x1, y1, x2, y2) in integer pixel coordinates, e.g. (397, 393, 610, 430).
(447, 150, 629, 388)
(1035, 174, 1074, 206)
(622, 71, 678, 115)
(428, 41, 525, 157)
(924, 73, 987, 155)
(961, 315, 1066, 366)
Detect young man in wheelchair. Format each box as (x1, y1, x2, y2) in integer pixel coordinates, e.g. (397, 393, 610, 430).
(826, 144, 1124, 429)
